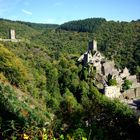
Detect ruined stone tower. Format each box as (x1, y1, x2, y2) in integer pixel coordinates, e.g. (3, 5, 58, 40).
(88, 40, 97, 51)
(10, 29, 16, 39)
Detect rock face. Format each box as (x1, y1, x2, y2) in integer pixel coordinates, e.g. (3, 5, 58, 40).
(78, 40, 140, 98)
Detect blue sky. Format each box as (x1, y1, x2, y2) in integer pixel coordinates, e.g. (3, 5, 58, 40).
(0, 0, 140, 24)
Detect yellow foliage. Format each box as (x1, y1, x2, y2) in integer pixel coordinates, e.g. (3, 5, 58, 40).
(0, 72, 8, 82)
(0, 44, 29, 86)
(42, 133, 47, 140)
(82, 137, 87, 140)
(23, 133, 29, 140)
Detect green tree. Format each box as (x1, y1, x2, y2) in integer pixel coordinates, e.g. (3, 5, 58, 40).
(108, 78, 117, 86)
(122, 79, 132, 91)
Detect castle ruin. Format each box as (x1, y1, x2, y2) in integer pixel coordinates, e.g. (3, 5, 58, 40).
(0, 29, 20, 42)
(78, 40, 140, 99)
(10, 29, 16, 40)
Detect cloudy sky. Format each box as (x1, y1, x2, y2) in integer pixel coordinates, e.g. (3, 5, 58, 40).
(0, 0, 140, 24)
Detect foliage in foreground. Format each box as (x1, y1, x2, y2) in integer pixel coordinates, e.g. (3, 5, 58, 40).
(0, 54, 140, 140)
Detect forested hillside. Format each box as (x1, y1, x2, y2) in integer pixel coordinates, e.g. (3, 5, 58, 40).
(0, 18, 140, 139)
(59, 18, 106, 32)
(59, 18, 140, 73)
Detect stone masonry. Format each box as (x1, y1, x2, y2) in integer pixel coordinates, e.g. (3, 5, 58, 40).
(78, 40, 140, 99)
(10, 29, 16, 40)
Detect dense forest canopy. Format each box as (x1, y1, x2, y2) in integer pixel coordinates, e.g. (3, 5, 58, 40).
(1, 18, 140, 74)
(0, 18, 59, 30)
(58, 18, 106, 32)
(0, 18, 140, 139)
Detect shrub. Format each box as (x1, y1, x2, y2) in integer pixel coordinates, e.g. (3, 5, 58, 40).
(108, 78, 117, 86)
(122, 79, 132, 91)
(0, 44, 29, 87)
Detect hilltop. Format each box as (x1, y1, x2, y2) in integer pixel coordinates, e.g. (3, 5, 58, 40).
(0, 18, 140, 139)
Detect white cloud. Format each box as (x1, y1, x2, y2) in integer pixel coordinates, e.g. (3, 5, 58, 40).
(22, 9, 32, 15)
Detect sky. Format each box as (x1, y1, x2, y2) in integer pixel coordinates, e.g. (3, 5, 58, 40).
(0, 0, 140, 24)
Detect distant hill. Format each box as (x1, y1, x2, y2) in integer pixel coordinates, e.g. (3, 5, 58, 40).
(0, 18, 59, 29)
(0, 18, 39, 39)
(17, 21, 59, 30)
(59, 18, 106, 32)
(0, 18, 59, 39)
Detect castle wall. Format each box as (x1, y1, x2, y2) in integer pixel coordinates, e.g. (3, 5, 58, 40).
(0, 38, 20, 42)
(83, 53, 88, 66)
(123, 89, 136, 99)
(120, 67, 130, 78)
(104, 86, 121, 98)
(127, 75, 140, 88)
(123, 87, 140, 99)
(136, 87, 140, 97)
(103, 61, 116, 76)
(78, 40, 140, 99)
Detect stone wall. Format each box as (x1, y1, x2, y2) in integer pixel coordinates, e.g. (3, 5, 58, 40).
(104, 86, 121, 98)
(123, 89, 136, 99)
(120, 67, 130, 79)
(136, 87, 140, 97)
(123, 87, 140, 99)
(102, 61, 116, 76)
(78, 40, 140, 99)
(127, 75, 140, 88)
(0, 38, 20, 42)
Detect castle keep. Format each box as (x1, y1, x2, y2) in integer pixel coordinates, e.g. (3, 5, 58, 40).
(10, 29, 16, 40)
(0, 29, 20, 42)
(78, 40, 140, 99)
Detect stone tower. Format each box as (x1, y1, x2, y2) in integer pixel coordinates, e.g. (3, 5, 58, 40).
(93, 40, 97, 51)
(88, 40, 97, 52)
(10, 29, 16, 39)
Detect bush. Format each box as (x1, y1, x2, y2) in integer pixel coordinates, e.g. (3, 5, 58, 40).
(108, 78, 117, 86)
(0, 44, 29, 87)
(122, 79, 132, 91)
